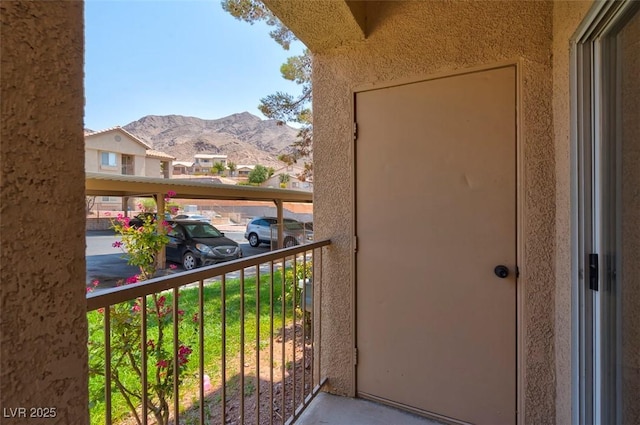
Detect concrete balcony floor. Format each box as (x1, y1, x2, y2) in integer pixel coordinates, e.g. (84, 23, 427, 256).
(295, 392, 443, 425)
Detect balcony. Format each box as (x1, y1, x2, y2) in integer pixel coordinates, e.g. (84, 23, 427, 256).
(87, 240, 329, 425)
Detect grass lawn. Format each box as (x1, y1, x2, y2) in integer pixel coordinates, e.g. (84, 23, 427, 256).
(88, 266, 303, 425)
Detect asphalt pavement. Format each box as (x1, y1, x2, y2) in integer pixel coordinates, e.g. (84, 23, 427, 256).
(86, 224, 270, 292)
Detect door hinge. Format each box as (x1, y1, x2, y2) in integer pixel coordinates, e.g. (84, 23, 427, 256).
(589, 253, 599, 291)
(353, 347, 358, 365)
(353, 235, 358, 252)
(353, 122, 358, 141)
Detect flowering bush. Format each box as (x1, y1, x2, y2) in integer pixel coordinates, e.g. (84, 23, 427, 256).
(88, 284, 193, 425)
(88, 192, 194, 425)
(111, 212, 170, 280)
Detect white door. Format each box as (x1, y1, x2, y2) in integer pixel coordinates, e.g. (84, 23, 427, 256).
(356, 66, 517, 424)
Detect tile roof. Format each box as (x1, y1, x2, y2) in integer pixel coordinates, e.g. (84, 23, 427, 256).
(146, 150, 175, 160)
(85, 126, 152, 149)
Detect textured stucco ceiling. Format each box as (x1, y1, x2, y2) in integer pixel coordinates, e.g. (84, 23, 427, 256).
(262, 0, 365, 51)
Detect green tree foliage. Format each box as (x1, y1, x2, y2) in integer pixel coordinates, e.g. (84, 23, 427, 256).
(279, 173, 290, 184)
(227, 161, 237, 176)
(248, 164, 269, 184)
(221, 0, 313, 181)
(212, 161, 226, 175)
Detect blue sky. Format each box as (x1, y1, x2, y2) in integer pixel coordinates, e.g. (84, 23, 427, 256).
(84, 0, 305, 131)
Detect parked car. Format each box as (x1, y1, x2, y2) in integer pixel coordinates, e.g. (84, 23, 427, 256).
(244, 217, 312, 248)
(172, 213, 210, 223)
(166, 220, 242, 270)
(129, 212, 173, 228)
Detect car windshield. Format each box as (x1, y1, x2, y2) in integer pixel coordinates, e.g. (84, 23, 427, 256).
(182, 223, 222, 238)
(283, 221, 304, 231)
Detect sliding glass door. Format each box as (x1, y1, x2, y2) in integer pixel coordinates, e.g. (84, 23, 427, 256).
(574, 2, 639, 424)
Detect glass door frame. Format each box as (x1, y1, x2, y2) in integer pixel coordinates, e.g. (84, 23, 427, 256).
(572, 1, 639, 424)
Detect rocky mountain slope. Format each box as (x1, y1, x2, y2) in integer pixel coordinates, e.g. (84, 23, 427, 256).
(123, 112, 298, 167)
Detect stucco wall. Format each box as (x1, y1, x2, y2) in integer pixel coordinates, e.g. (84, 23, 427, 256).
(551, 2, 593, 424)
(85, 132, 148, 175)
(311, 1, 558, 422)
(0, 1, 88, 423)
(145, 157, 163, 178)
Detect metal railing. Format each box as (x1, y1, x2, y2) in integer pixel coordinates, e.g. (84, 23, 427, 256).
(87, 240, 330, 425)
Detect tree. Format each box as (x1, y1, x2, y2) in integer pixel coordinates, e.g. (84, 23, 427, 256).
(279, 173, 290, 188)
(227, 161, 237, 176)
(248, 164, 269, 184)
(88, 192, 192, 425)
(86, 196, 96, 215)
(221, 0, 313, 181)
(212, 161, 226, 175)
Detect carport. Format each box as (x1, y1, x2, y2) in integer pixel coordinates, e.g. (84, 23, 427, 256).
(86, 172, 313, 266)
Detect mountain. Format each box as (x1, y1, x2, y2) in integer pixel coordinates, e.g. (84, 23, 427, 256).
(122, 112, 299, 167)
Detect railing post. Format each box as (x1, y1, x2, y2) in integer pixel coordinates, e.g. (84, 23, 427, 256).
(156, 192, 166, 269)
(86, 240, 330, 425)
(274, 199, 284, 249)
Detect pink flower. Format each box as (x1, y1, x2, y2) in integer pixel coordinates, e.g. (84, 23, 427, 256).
(131, 304, 141, 312)
(126, 275, 138, 284)
(166, 190, 176, 198)
(147, 339, 155, 350)
(177, 309, 185, 316)
(97, 308, 105, 314)
(192, 313, 199, 323)
(117, 213, 124, 219)
(169, 264, 177, 270)
(177, 345, 192, 365)
(156, 359, 169, 369)
(112, 241, 122, 248)
(92, 280, 99, 287)
(158, 296, 166, 306)
(86, 286, 93, 293)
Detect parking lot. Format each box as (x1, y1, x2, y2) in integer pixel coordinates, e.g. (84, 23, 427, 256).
(86, 224, 270, 292)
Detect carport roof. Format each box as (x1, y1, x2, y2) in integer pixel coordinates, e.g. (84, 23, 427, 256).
(86, 172, 313, 203)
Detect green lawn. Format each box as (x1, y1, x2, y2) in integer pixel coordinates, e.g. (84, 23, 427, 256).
(88, 267, 302, 425)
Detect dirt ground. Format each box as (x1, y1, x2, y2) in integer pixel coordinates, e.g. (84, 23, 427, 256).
(119, 320, 316, 425)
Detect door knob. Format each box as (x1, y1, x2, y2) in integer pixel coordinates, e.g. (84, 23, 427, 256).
(494, 265, 509, 279)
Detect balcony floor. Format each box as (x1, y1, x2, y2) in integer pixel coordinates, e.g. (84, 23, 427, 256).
(295, 392, 444, 425)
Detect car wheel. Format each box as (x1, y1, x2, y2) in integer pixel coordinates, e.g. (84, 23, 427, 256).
(284, 237, 297, 248)
(248, 233, 260, 247)
(182, 252, 197, 270)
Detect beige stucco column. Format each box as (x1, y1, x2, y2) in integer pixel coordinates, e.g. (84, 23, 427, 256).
(1, 1, 88, 422)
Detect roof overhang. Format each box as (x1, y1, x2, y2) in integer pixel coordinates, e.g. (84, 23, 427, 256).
(262, 0, 365, 52)
(86, 172, 313, 203)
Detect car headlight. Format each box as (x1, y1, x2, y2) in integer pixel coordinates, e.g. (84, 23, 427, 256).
(195, 243, 213, 254)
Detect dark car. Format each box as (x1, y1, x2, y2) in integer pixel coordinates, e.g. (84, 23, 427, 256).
(166, 220, 242, 270)
(129, 212, 173, 228)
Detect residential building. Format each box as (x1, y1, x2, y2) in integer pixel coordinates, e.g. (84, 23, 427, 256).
(262, 164, 313, 191)
(172, 161, 195, 175)
(235, 164, 255, 178)
(85, 127, 174, 178)
(193, 153, 227, 173)
(2, 2, 638, 424)
(85, 127, 174, 210)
